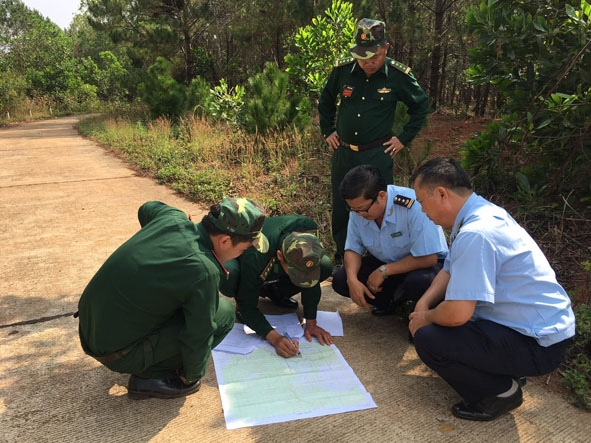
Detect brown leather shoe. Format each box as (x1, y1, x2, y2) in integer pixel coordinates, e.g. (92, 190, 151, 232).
(127, 375, 201, 400)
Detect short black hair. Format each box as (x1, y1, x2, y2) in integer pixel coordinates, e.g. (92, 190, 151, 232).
(339, 164, 387, 201)
(201, 204, 256, 245)
(411, 157, 472, 192)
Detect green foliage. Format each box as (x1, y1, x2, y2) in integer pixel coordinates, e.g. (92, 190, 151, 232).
(186, 76, 214, 117)
(85, 0, 215, 84)
(92, 51, 128, 101)
(208, 79, 245, 125)
(139, 57, 188, 121)
(463, 0, 591, 202)
(0, 1, 106, 114)
(563, 303, 591, 410)
(241, 62, 312, 134)
(459, 120, 506, 194)
(0, 69, 27, 115)
(285, 0, 357, 97)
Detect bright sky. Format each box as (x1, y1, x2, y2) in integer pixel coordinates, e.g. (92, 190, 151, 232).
(21, 0, 82, 30)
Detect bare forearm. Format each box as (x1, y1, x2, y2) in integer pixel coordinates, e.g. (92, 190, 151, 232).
(424, 300, 476, 327)
(344, 250, 362, 282)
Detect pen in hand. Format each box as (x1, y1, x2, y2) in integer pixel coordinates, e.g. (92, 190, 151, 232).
(283, 332, 302, 358)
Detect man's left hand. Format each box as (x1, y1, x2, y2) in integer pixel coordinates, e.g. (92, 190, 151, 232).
(383, 136, 404, 158)
(304, 319, 334, 345)
(408, 310, 431, 337)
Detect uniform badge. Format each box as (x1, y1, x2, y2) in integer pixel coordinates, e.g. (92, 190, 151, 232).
(377, 87, 391, 94)
(394, 195, 415, 209)
(342, 85, 354, 98)
(390, 60, 411, 75)
(391, 232, 402, 238)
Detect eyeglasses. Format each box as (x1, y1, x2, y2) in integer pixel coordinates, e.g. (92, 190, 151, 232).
(346, 197, 377, 214)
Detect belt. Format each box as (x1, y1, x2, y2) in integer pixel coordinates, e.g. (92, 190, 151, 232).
(341, 135, 392, 152)
(92, 346, 133, 364)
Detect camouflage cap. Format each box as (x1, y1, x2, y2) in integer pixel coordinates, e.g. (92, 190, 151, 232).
(282, 232, 324, 288)
(208, 197, 269, 253)
(350, 18, 387, 60)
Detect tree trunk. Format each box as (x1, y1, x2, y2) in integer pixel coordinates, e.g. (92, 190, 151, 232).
(429, 0, 446, 111)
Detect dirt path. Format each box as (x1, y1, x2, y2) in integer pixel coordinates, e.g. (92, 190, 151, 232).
(0, 116, 588, 442)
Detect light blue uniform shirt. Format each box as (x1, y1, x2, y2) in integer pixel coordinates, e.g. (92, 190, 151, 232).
(444, 193, 575, 346)
(345, 185, 448, 262)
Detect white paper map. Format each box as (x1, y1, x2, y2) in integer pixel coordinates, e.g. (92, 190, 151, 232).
(212, 339, 376, 429)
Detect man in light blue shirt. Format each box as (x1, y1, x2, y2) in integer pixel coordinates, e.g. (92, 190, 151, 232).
(410, 157, 575, 421)
(332, 164, 448, 316)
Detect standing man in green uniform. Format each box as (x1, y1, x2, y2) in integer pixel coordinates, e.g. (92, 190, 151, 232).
(77, 198, 268, 400)
(318, 18, 430, 268)
(220, 216, 334, 358)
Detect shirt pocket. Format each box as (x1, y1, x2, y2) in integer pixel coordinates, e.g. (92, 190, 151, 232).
(369, 86, 397, 104)
(382, 231, 411, 254)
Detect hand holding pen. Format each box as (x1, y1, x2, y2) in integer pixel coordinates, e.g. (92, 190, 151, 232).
(283, 332, 302, 358)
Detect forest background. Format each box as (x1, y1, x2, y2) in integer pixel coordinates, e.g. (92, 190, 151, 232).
(1, 0, 590, 410)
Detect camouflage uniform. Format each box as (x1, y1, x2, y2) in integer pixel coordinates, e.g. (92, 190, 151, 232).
(318, 19, 430, 262)
(220, 216, 333, 338)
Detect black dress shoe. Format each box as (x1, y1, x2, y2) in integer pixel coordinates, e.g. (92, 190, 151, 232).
(371, 306, 395, 316)
(127, 375, 201, 400)
(452, 386, 523, 421)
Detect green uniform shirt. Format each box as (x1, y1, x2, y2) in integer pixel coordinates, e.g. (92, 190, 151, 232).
(318, 58, 429, 146)
(230, 216, 326, 338)
(78, 201, 224, 382)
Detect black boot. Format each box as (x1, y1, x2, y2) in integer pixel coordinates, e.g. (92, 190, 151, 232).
(127, 375, 201, 400)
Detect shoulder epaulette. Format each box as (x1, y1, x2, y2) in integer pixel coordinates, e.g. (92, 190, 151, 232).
(335, 57, 355, 67)
(259, 257, 276, 281)
(394, 194, 414, 209)
(390, 60, 411, 75)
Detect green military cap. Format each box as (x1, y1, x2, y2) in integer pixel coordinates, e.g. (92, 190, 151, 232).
(350, 18, 387, 60)
(282, 232, 324, 288)
(208, 197, 269, 253)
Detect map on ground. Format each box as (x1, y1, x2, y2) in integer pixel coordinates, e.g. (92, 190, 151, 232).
(212, 317, 376, 429)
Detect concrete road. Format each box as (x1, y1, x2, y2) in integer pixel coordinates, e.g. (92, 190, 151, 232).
(1, 116, 588, 442)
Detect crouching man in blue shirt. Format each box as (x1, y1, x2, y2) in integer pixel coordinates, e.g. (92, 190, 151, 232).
(409, 157, 575, 421)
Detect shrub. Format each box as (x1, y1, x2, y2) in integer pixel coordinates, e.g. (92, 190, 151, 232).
(562, 303, 591, 410)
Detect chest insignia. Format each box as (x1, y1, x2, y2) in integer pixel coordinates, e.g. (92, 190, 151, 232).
(377, 87, 391, 94)
(394, 194, 415, 209)
(342, 85, 354, 98)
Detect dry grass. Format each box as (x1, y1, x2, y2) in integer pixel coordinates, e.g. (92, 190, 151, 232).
(78, 114, 336, 253)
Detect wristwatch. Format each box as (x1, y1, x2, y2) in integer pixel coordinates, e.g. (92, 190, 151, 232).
(379, 264, 388, 278)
